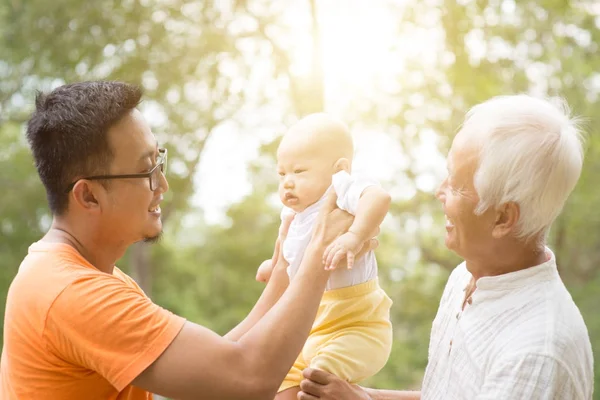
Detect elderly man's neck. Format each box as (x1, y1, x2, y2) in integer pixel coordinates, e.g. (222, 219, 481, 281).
(466, 236, 547, 281)
(43, 217, 127, 274)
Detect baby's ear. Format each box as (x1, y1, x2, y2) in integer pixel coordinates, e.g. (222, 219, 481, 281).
(334, 158, 350, 173)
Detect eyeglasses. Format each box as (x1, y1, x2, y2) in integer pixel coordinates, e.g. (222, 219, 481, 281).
(65, 148, 168, 193)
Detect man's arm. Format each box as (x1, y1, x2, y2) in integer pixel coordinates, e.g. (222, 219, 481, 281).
(475, 353, 584, 399)
(225, 214, 293, 341)
(133, 191, 350, 400)
(364, 388, 421, 400)
(298, 368, 420, 400)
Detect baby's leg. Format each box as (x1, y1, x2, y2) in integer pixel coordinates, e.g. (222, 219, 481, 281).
(256, 259, 274, 283)
(305, 322, 393, 383)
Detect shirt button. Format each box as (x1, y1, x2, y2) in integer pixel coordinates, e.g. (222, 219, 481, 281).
(456, 312, 460, 319)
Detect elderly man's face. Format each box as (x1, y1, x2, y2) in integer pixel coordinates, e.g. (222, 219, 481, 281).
(436, 130, 496, 260)
(97, 109, 169, 244)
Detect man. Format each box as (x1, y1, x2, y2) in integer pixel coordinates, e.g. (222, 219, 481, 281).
(298, 95, 594, 399)
(0, 81, 377, 400)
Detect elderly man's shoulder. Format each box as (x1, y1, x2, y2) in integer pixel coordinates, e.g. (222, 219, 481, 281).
(487, 276, 593, 381)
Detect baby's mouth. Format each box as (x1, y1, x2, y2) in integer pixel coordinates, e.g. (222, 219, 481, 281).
(284, 193, 299, 203)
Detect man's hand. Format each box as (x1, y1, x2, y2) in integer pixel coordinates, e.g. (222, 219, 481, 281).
(309, 191, 355, 251)
(256, 212, 295, 283)
(323, 231, 363, 270)
(298, 368, 372, 400)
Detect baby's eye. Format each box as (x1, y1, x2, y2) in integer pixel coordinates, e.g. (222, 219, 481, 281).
(278, 171, 285, 177)
(294, 169, 305, 174)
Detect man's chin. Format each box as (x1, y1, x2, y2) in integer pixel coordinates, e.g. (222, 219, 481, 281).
(142, 230, 163, 244)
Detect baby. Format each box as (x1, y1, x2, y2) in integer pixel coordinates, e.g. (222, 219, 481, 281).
(257, 113, 393, 398)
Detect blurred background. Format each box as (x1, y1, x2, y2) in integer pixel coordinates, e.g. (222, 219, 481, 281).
(0, 0, 598, 396)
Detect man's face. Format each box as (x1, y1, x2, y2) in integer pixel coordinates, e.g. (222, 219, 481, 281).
(436, 130, 496, 260)
(99, 109, 169, 245)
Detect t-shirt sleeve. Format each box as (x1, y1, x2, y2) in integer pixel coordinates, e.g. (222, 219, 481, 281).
(476, 353, 581, 400)
(332, 171, 379, 215)
(43, 273, 186, 392)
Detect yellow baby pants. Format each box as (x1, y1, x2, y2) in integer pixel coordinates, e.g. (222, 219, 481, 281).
(279, 279, 393, 392)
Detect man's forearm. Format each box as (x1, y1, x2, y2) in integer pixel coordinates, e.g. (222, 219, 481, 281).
(364, 388, 421, 400)
(238, 244, 330, 391)
(224, 264, 288, 341)
(349, 187, 391, 241)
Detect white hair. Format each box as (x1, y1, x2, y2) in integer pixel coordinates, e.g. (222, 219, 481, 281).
(462, 94, 585, 240)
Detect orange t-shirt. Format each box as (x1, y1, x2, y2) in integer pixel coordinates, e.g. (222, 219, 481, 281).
(0, 242, 186, 399)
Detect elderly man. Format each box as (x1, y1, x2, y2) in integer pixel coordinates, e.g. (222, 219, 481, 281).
(298, 95, 594, 399)
(0, 81, 378, 400)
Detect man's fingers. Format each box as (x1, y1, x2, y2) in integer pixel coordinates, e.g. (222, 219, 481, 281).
(280, 213, 295, 240)
(354, 238, 379, 261)
(367, 237, 379, 252)
(299, 378, 325, 397)
(369, 226, 381, 239)
(302, 368, 333, 385)
(271, 237, 281, 264)
(318, 190, 338, 217)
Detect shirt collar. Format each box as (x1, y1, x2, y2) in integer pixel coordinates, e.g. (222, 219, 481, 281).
(474, 247, 558, 291)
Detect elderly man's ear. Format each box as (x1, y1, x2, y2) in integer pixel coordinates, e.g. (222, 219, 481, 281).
(492, 202, 520, 239)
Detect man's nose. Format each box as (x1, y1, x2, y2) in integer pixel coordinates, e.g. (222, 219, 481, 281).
(158, 170, 169, 193)
(435, 178, 446, 202)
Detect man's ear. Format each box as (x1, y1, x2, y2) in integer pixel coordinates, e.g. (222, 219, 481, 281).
(492, 202, 520, 239)
(333, 158, 350, 173)
(71, 180, 101, 212)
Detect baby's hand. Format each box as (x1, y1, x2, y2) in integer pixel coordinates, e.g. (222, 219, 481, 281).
(256, 259, 274, 283)
(323, 231, 363, 271)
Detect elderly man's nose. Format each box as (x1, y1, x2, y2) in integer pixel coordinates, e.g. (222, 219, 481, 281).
(436, 178, 447, 201)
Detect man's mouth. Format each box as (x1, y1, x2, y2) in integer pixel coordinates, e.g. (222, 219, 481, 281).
(445, 215, 454, 229)
(149, 197, 163, 214)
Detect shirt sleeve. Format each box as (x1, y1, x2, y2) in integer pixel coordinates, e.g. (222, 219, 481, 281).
(43, 273, 186, 392)
(476, 353, 582, 400)
(332, 171, 379, 215)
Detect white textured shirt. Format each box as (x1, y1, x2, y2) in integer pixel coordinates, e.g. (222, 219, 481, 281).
(421, 248, 594, 399)
(282, 171, 379, 290)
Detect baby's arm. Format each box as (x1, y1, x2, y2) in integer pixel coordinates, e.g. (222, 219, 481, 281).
(348, 186, 391, 243)
(324, 185, 390, 270)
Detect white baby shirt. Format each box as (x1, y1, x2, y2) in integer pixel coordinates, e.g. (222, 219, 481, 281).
(281, 171, 379, 291)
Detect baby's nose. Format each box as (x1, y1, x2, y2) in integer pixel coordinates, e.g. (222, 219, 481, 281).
(283, 176, 294, 188)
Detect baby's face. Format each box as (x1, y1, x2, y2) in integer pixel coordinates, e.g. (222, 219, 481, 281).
(277, 141, 333, 213)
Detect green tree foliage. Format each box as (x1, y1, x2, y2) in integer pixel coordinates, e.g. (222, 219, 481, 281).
(0, 0, 598, 396)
